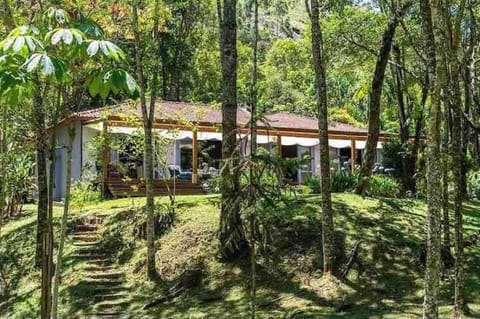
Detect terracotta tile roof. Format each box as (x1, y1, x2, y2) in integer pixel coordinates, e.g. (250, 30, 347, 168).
(264, 112, 368, 134)
(72, 100, 369, 135)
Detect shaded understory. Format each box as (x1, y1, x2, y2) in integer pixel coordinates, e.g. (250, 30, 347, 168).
(1, 194, 480, 318)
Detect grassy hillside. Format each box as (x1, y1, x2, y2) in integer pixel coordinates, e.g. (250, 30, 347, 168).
(1, 194, 480, 318)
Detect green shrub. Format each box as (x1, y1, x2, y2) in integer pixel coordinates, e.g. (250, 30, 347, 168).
(306, 171, 357, 194)
(294, 185, 311, 195)
(366, 174, 400, 198)
(71, 172, 102, 209)
(467, 169, 480, 199)
(330, 170, 358, 193)
(305, 176, 322, 194)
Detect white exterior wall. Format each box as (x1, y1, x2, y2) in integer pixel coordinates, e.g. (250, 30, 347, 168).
(82, 126, 99, 174)
(53, 121, 83, 200)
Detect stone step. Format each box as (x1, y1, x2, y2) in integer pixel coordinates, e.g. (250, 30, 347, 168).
(93, 299, 129, 311)
(93, 292, 128, 302)
(86, 258, 113, 266)
(83, 265, 116, 272)
(76, 224, 98, 232)
(85, 216, 105, 224)
(86, 312, 128, 319)
(72, 232, 98, 240)
(75, 246, 102, 254)
(73, 241, 101, 247)
(72, 254, 105, 260)
(87, 272, 124, 280)
(92, 285, 129, 294)
(83, 279, 124, 286)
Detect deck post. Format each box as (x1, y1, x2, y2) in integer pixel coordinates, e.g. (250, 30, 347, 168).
(350, 139, 356, 173)
(192, 130, 198, 184)
(276, 135, 282, 156)
(102, 121, 110, 198)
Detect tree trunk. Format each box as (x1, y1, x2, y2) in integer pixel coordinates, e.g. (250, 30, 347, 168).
(355, 7, 404, 195)
(51, 125, 75, 319)
(390, 44, 416, 192)
(437, 0, 468, 314)
(307, 0, 335, 274)
(218, 0, 247, 261)
(132, 0, 160, 281)
(34, 86, 52, 319)
(0, 104, 6, 231)
(420, 1, 443, 318)
(450, 53, 467, 319)
(441, 105, 451, 259)
(249, 0, 258, 317)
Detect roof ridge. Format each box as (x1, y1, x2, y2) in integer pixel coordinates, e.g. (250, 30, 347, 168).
(267, 111, 358, 126)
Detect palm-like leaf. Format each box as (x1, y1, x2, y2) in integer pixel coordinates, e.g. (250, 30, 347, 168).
(46, 28, 85, 46)
(44, 7, 71, 26)
(86, 40, 126, 62)
(1, 35, 44, 54)
(75, 16, 104, 38)
(22, 53, 66, 81)
(88, 68, 139, 99)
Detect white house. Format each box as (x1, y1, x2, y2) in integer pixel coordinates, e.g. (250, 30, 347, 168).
(52, 100, 384, 200)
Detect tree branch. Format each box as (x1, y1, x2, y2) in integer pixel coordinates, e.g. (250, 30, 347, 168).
(341, 35, 421, 81)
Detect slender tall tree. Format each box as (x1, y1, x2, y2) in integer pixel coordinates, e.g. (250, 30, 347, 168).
(218, 0, 247, 261)
(419, 1, 443, 318)
(306, 0, 335, 273)
(248, 0, 259, 316)
(131, 0, 161, 281)
(433, 1, 468, 314)
(51, 125, 74, 319)
(355, 2, 410, 195)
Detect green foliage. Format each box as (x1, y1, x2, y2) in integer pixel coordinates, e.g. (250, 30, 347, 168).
(305, 176, 322, 194)
(330, 170, 358, 193)
(101, 203, 175, 262)
(366, 174, 400, 198)
(381, 139, 406, 179)
(0, 151, 35, 218)
(0, 7, 138, 105)
(467, 169, 480, 200)
(0, 238, 23, 301)
(70, 173, 102, 209)
(306, 170, 358, 194)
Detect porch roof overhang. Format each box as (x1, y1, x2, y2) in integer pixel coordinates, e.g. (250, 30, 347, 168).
(61, 100, 389, 143)
(84, 118, 384, 149)
(83, 116, 387, 142)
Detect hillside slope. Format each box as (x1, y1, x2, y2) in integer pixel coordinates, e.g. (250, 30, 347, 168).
(1, 194, 480, 318)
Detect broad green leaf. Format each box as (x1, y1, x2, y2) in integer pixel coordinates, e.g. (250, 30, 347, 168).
(22, 53, 63, 78)
(25, 37, 36, 51)
(44, 7, 70, 26)
(12, 37, 25, 53)
(86, 41, 100, 56)
(75, 16, 104, 38)
(25, 53, 42, 72)
(2, 38, 15, 51)
(125, 72, 136, 93)
(41, 55, 54, 76)
(2, 35, 43, 53)
(86, 40, 125, 61)
(48, 28, 84, 46)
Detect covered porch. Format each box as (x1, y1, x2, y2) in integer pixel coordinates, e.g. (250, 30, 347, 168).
(82, 121, 383, 197)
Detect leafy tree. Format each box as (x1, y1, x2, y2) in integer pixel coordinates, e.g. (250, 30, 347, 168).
(354, 1, 411, 195)
(130, 0, 161, 281)
(0, 5, 136, 317)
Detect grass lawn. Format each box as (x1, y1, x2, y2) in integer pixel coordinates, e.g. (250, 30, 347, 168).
(1, 194, 480, 318)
